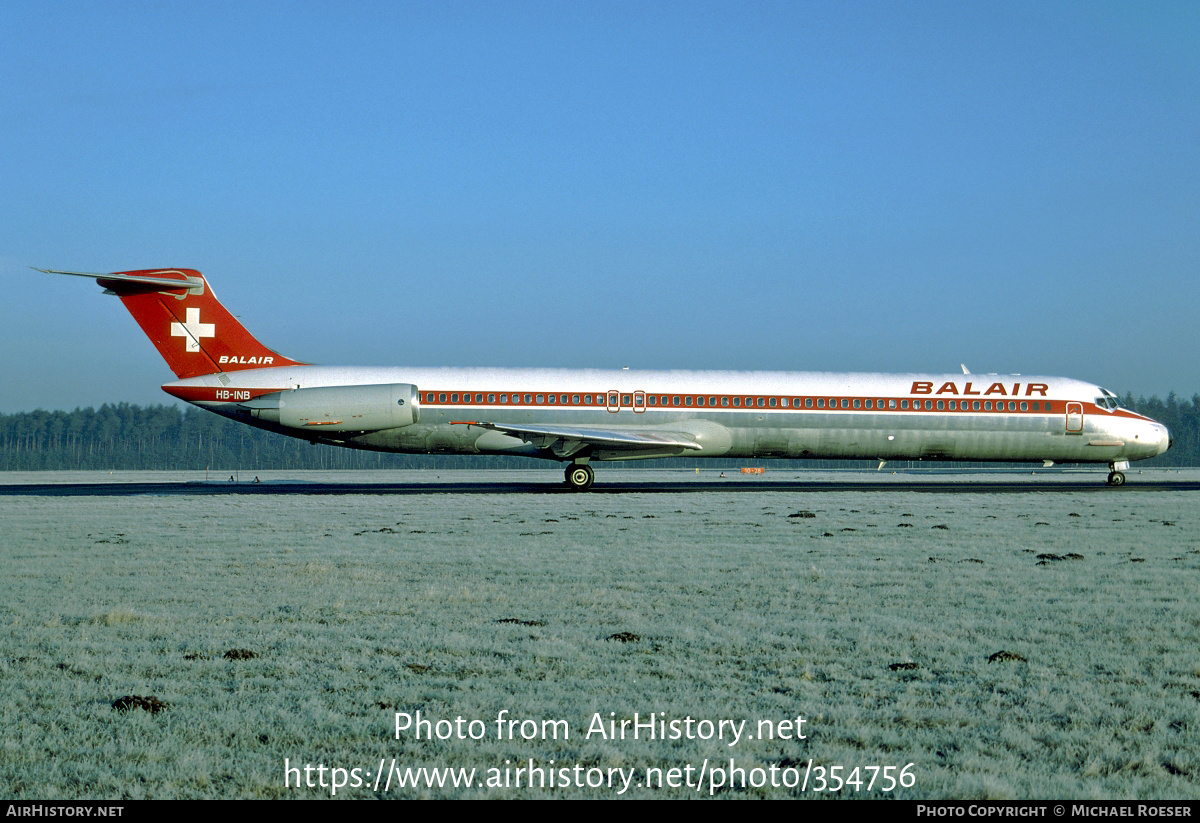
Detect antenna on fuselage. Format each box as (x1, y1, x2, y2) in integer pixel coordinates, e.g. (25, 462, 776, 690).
(960, 364, 970, 374)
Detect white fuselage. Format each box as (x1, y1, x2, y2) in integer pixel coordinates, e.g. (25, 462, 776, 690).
(163, 365, 1171, 466)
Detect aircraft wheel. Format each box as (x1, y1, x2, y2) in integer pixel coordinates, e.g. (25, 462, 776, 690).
(565, 464, 595, 491)
(1107, 471, 1125, 487)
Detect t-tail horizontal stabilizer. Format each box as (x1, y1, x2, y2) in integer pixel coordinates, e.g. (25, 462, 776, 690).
(36, 267, 306, 379)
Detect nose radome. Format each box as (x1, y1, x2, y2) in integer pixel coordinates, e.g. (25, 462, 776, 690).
(1159, 425, 1171, 456)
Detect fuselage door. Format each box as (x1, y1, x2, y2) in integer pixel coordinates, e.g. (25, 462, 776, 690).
(1065, 402, 1084, 434)
(607, 391, 620, 413)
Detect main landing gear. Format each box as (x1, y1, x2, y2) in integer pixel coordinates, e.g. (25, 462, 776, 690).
(564, 462, 595, 491)
(1106, 460, 1129, 487)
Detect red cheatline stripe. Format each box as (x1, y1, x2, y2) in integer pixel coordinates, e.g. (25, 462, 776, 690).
(162, 384, 1150, 422)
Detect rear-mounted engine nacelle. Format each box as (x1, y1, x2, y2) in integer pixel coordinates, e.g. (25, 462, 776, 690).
(242, 383, 420, 432)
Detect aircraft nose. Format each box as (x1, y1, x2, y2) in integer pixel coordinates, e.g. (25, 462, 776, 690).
(1158, 424, 1171, 456)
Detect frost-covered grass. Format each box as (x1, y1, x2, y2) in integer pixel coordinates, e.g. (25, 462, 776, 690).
(1, 470, 1197, 799)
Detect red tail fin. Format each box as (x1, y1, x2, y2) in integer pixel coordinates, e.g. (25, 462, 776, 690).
(43, 268, 306, 378)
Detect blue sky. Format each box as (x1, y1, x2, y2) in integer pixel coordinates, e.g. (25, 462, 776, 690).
(3, 1, 1197, 412)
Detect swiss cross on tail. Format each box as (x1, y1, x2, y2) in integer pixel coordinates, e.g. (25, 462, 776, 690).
(170, 307, 216, 352)
(35, 268, 307, 379)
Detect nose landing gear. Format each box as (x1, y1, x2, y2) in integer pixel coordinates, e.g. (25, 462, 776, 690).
(1106, 460, 1129, 486)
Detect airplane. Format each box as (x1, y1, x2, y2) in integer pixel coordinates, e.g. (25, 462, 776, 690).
(37, 267, 1171, 490)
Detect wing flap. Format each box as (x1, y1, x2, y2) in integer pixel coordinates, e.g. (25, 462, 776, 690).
(451, 420, 702, 452)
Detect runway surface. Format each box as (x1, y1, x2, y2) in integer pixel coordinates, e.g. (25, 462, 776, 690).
(2, 477, 1198, 496)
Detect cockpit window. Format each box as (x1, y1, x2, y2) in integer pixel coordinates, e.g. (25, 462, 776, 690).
(1096, 389, 1120, 411)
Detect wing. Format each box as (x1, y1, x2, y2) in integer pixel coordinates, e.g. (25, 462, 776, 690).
(451, 420, 701, 458)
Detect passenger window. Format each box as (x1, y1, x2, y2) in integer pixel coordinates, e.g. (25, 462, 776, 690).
(1008, 401, 1016, 411)
(925, 400, 932, 410)
(972, 401, 980, 410)
(524, 394, 533, 403)
(901, 400, 909, 409)
(721, 397, 730, 407)
(853, 399, 860, 409)
(488, 394, 495, 403)
(672, 396, 681, 406)
(623, 395, 632, 405)
(817, 398, 825, 408)
(841, 398, 849, 409)
(889, 399, 897, 409)
(864, 399, 872, 409)
(937, 400, 944, 410)
(769, 397, 777, 407)
(734, 397, 742, 407)
(685, 396, 693, 406)
(439, 393, 447, 402)
(806, 398, 813, 408)
(710, 397, 718, 406)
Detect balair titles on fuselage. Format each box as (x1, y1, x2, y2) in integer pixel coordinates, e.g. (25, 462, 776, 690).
(911, 381, 1049, 397)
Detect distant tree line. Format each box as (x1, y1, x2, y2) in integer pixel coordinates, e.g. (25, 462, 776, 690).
(0, 394, 1195, 472)
(0, 404, 453, 471)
